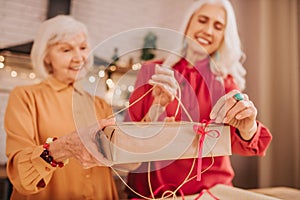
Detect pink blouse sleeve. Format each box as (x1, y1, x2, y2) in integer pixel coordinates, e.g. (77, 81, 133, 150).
(224, 75, 272, 156)
(231, 122, 272, 156)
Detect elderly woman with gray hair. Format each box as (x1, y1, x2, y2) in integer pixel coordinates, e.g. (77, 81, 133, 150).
(125, 0, 272, 198)
(5, 15, 118, 199)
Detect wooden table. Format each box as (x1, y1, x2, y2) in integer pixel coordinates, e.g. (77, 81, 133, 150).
(2, 166, 300, 200)
(250, 187, 300, 200)
(161, 184, 300, 200)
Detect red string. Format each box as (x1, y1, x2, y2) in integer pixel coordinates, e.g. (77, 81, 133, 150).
(193, 120, 220, 181)
(132, 120, 221, 199)
(194, 189, 220, 200)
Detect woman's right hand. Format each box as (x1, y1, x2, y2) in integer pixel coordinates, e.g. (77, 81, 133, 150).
(48, 118, 116, 168)
(65, 132, 101, 168)
(149, 64, 178, 106)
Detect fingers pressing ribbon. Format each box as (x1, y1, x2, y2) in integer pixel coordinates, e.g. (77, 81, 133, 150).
(148, 64, 178, 102)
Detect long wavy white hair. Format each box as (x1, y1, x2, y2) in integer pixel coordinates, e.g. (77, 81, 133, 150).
(165, 0, 246, 90)
(30, 15, 92, 79)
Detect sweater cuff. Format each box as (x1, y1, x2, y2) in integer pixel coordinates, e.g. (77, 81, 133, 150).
(31, 146, 56, 185)
(235, 121, 261, 148)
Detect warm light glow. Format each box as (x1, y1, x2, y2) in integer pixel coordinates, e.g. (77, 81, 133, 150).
(0, 55, 4, 62)
(128, 85, 134, 92)
(11, 70, 18, 77)
(0, 63, 4, 69)
(89, 75, 96, 83)
(110, 65, 117, 71)
(98, 70, 105, 78)
(106, 79, 114, 88)
(115, 88, 122, 96)
(29, 72, 36, 79)
(132, 63, 141, 70)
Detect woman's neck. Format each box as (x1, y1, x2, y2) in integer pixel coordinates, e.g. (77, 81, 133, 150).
(185, 48, 209, 68)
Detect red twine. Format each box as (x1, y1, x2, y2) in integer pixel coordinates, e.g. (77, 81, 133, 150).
(193, 120, 220, 181)
(194, 189, 220, 200)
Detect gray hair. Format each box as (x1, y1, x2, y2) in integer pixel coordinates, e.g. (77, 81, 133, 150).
(179, 0, 246, 90)
(30, 15, 92, 79)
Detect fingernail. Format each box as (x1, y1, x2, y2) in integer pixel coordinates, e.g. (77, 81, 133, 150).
(215, 116, 222, 123)
(210, 112, 216, 119)
(223, 117, 228, 123)
(155, 64, 160, 71)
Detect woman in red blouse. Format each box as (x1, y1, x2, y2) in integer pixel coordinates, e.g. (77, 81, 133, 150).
(125, 0, 272, 198)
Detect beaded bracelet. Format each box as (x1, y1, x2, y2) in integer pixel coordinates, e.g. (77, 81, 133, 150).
(40, 137, 69, 168)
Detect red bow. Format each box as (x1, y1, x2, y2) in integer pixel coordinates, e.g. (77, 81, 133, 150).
(193, 120, 220, 181)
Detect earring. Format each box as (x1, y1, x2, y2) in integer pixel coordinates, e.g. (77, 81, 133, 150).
(214, 51, 220, 61)
(181, 37, 188, 58)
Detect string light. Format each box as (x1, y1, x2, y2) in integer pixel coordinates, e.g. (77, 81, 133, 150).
(109, 65, 117, 72)
(0, 55, 4, 62)
(29, 72, 36, 79)
(128, 85, 134, 92)
(132, 63, 141, 70)
(98, 70, 105, 78)
(0, 53, 39, 82)
(115, 88, 122, 96)
(106, 78, 114, 88)
(88, 75, 96, 83)
(0, 52, 137, 109)
(0, 55, 4, 69)
(10, 71, 18, 78)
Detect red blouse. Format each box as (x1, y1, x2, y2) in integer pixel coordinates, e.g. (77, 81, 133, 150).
(125, 58, 272, 198)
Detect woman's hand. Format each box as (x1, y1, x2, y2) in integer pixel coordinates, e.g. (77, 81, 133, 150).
(149, 64, 178, 106)
(141, 65, 177, 122)
(210, 90, 258, 140)
(49, 118, 116, 168)
(64, 132, 101, 168)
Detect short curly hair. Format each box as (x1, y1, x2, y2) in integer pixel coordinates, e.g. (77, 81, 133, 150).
(30, 15, 92, 79)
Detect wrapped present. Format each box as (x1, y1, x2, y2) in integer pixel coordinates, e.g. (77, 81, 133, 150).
(169, 184, 281, 200)
(94, 121, 231, 164)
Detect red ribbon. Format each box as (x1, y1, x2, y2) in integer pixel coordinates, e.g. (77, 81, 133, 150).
(194, 189, 220, 200)
(193, 120, 220, 181)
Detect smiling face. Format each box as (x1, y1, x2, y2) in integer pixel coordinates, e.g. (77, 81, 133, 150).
(44, 32, 90, 84)
(185, 3, 226, 55)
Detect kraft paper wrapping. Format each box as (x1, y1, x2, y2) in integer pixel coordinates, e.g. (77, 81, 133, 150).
(95, 121, 231, 164)
(170, 184, 281, 200)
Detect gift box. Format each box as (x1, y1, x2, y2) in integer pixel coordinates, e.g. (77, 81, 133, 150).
(164, 184, 281, 200)
(95, 121, 231, 164)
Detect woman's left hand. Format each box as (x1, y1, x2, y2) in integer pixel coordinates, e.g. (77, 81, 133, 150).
(149, 64, 178, 106)
(210, 90, 258, 140)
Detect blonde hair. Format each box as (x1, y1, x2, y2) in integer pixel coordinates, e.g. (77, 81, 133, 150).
(30, 15, 92, 79)
(168, 0, 246, 90)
